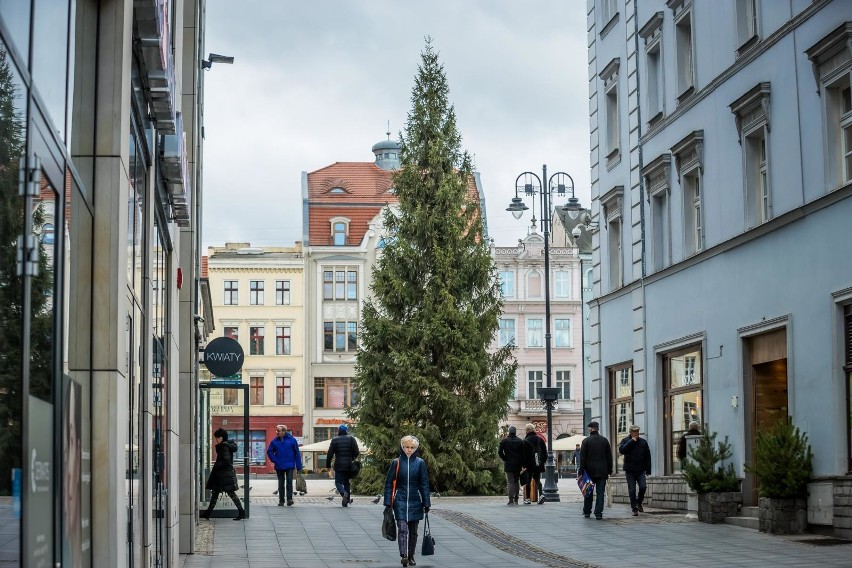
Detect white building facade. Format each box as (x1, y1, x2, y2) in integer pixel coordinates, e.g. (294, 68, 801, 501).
(587, 0, 852, 536)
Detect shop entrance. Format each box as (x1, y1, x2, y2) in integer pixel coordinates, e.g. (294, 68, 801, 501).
(743, 327, 788, 505)
(198, 382, 250, 518)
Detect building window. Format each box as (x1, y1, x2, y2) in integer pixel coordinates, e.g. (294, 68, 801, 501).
(499, 270, 515, 297)
(324, 269, 357, 300)
(844, 304, 852, 472)
(643, 154, 672, 271)
(663, 345, 703, 473)
(275, 326, 291, 355)
(323, 321, 358, 352)
(527, 271, 542, 298)
(224, 280, 238, 305)
(731, 82, 772, 228)
(223, 388, 239, 406)
(250, 376, 264, 405)
(276, 376, 291, 405)
(600, 0, 618, 31)
(555, 370, 571, 400)
(333, 221, 347, 245)
(224, 326, 239, 342)
(41, 222, 55, 245)
(527, 370, 543, 399)
(600, 58, 621, 167)
(314, 377, 353, 409)
(554, 319, 572, 348)
(249, 326, 265, 355)
(609, 364, 634, 473)
(735, 0, 759, 52)
(602, 187, 623, 291)
(806, 26, 852, 189)
(554, 271, 569, 298)
(276, 280, 290, 305)
(250, 280, 264, 305)
(527, 318, 543, 348)
(640, 12, 665, 125)
(672, 0, 695, 101)
(672, 130, 705, 256)
(498, 318, 515, 348)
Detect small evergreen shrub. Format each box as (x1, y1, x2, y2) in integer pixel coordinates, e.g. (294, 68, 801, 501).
(682, 430, 741, 493)
(745, 417, 813, 499)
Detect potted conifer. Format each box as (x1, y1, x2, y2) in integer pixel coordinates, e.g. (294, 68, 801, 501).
(745, 417, 813, 534)
(681, 429, 742, 523)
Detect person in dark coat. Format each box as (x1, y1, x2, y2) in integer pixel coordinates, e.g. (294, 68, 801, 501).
(677, 421, 702, 463)
(326, 424, 359, 507)
(200, 428, 246, 521)
(521, 423, 548, 505)
(618, 425, 652, 515)
(578, 421, 612, 519)
(267, 424, 302, 506)
(498, 425, 525, 505)
(384, 435, 431, 568)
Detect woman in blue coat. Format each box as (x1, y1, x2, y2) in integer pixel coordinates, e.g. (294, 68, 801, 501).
(384, 435, 431, 567)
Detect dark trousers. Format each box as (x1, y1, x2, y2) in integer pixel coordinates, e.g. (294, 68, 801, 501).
(582, 477, 607, 518)
(625, 471, 647, 511)
(396, 520, 419, 557)
(276, 468, 294, 503)
(523, 471, 542, 502)
(506, 471, 520, 501)
(207, 490, 244, 514)
(334, 469, 352, 497)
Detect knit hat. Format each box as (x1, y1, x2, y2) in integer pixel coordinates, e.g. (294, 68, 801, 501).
(338, 424, 348, 434)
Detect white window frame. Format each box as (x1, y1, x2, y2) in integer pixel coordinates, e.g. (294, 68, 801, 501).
(554, 370, 571, 400)
(499, 270, 515, 298)
(275, 374, 292, 405)
(601, 186, 624, 291)
(275, 280, 291, 305)
(672, 130, 705, 255)
(554, 319, 572, 348)
(330, 216, 350, 246)
(806, 23, 852, 189)
(640, 12, 665, 125)
(642, 155, 672, 272)
(600, 58, 621, 169)
(730, 82, 772, 228)
(669, 0, 695, 102)
(600, 0, 618, 29)
(249, 280, 264, 305)
(554, 270, 569, 298)
(527, 370, 544, 400)
(498, 318, 516, 348)
(735, 0, 759, 55)
(224, 280, 238, 305)
(527, 318, 543, 348)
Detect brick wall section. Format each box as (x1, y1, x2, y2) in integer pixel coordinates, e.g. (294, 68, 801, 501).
(607, 476, 687, 511)
(835, 478, 852, 540)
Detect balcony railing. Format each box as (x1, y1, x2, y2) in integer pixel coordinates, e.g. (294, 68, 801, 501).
(508, 398, 577, 414)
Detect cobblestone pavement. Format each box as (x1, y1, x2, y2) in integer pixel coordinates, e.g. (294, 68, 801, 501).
(181, 478, 852, 568)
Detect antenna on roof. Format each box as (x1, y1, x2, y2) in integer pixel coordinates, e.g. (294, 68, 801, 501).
(386, 120, 391, 139)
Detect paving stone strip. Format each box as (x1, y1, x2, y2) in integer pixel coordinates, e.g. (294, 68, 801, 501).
(194, 520, 214, 555)
(431, 509, 601, 568)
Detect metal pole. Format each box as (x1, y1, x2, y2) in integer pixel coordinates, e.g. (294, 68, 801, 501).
(541, 165, 559, 502)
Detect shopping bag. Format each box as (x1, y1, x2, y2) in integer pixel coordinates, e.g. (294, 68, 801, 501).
(421, 513, 435, 556)
(382, 507, 397, 541)
(577, 471, 595, 497)
(350, 460, 362, 478)
(295, 471, 307, 494)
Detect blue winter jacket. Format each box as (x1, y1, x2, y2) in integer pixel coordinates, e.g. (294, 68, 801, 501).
(267, 433, 302, 471)
(383, 451, 431, 522)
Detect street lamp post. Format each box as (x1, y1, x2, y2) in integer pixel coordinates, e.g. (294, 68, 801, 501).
(507, 164, 583, 503)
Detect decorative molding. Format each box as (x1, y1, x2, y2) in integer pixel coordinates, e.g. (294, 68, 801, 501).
(600, 57, 620, 83)
(805, 21, 852, 90)
(641, 154, 671, 200)
(737, 314, 789, 336)
(653, 331, 704, 353)
(730, 82, 771, 140)
(639, 11, 664, 45)
(601, 186, 624, 224)
(831, 286, 852, 300)
(671, 130, 704, 181)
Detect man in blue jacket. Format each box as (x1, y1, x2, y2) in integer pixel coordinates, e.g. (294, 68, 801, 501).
(618, 424, 652, 516)
(267, 425, 302, 506)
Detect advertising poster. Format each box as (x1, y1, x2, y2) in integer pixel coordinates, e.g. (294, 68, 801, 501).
(26, 396, 53, 568)
(63, 380, 82, 568)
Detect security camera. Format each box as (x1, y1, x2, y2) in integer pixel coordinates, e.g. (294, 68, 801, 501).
(572, 226, 582, 240)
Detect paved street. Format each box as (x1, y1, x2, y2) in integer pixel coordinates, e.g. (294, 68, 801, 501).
(180, 477, 852, 568)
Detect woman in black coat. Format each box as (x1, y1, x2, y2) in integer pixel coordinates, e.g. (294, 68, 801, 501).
(200, 428, 246, 520)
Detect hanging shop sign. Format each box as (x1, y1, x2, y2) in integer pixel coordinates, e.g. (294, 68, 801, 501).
(202, 337, 244, 377)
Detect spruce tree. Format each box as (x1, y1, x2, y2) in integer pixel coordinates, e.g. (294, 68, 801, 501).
(351, 40, 516, 495)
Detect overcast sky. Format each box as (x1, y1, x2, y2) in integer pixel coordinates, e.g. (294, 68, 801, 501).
(201, 0, 590, 249)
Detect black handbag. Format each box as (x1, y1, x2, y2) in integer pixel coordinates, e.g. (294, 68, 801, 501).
(382, 507, 397, 541)
(421, 513, 435, 556)
(350, 460, 362, 478)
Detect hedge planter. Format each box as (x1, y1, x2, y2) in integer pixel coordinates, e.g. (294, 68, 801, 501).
(758, 497, 807, 534)
(697, 491, 742, 524)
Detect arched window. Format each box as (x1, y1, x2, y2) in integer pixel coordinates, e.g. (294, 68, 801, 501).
(527, 271, 542, 298)
(41, 223, 55, 245)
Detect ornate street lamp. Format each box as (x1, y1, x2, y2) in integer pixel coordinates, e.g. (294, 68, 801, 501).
(506, 165, 583, 502)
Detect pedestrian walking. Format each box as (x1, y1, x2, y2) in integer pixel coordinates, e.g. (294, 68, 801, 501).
(384, 435, 431, 567)
(578, 421, 612, 519)
(200, 428, 246, 521)
(267, 424, 302, 506)
(572, 443, 581, 465)
(618, 425, 652, 516)
(522, 424, 547, 505)
(498, 425, 525, 505)
(326, 424, 359, 506)
(677, 421, 702, 463)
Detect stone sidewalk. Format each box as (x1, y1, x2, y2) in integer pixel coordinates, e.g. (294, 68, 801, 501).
(181, 480, 852, 568)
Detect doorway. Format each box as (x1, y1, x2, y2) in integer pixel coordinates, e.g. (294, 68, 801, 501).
(743, 327, 788, 505)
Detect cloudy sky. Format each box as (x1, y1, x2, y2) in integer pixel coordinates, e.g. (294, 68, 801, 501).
(201, 1, 590, 249)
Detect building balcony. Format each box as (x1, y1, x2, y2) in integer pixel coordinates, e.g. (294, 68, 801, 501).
(508, 398, 578, 416)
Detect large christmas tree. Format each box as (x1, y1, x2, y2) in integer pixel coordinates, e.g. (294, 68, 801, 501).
(351, 40, 516, 495)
